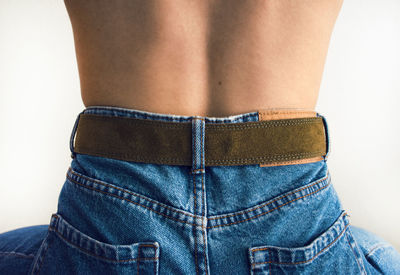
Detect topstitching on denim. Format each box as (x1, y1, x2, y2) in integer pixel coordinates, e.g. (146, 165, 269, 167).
(65, 167, 331, 230)
(47, 214, 159, 263)
(344, 229, 367, 274)
(249, 211, 350, 266)
(0, 252, 35, 258)
(83, 106, 259, 124)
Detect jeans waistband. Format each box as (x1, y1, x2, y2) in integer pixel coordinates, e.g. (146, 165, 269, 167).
(69, 106, 330, 170)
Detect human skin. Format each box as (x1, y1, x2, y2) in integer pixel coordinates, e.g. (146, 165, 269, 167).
(64, 0, 344, 117)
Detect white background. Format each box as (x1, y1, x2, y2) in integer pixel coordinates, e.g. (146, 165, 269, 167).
(1, 1, 399, 251)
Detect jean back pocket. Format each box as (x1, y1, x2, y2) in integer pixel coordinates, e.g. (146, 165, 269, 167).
(29, 213, 160, 275)
(248, 211, 367, 274)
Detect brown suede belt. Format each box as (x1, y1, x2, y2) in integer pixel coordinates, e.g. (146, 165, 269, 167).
(72, 113, 327, 167)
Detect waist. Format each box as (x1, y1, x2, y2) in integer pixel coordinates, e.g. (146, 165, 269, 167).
(70, 106, 329, 168)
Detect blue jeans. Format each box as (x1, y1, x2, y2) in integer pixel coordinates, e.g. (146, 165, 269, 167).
(1, 106, 399, 275)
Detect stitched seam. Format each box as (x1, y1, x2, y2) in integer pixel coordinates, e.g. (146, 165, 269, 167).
(345, 230, 364, 273)
(0, 251, 35, 258)
(259, 115, 316, 121)
(207, 181, 330, 229)
(84, 110, 192, 122)
(208, 120, 320, 129)
(81, 115, 320, 129)
(36, 231, 54, 275)
(68, 170, 330, 229)
(74, 150, 190, 162)
(193, 120, 199, 275)
(260, 157, 323, 166)
(251, 223, 349, 266)
(208, 175, 328, 221)
(259, 111, 316, 115)
(83, 109, 194, 123)
(270, 159, 322, 165)
(68, 168, 329, 229)
(206, 119, 321, 130)
(252, 211, 347, 252)
(137, 245, 140, 275)
(269, 249, 272, 274)
(365, 244, 392, 258)
(154, 246, 157, 275)
(252, 249, 255, 271)
(50, 225, 158, 263)
(137, 244, 158, 275)
(82, 114, 191, 129)
(201, 122, 209, 275)
(207, 122, 319, 130)
(68, 168, 197, 219)
(193, 171, 199, 275)
(201, 119, 203, 171)
(83, 110, 256, 123)
(74, 150, 324, 164)
(206, 152, 326, 163)
(208, 152, 324, 158)
(67, 175, 197, 226)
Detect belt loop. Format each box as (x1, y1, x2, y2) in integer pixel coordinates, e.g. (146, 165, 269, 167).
(191, 117, 205, 173)
(69, 110, 84, 159)
(317, 112, 330, 161)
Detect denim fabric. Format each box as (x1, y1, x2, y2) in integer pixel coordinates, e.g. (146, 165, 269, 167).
(1, 105, 399, 275)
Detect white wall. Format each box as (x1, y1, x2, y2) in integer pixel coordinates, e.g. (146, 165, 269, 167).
(316, 0, 400, 251)
(1, 0, 399, 251)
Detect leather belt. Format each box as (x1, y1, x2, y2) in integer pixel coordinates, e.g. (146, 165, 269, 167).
(72, 113, 327, 166)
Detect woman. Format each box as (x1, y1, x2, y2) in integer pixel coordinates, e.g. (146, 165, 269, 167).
(1, 0, 399, 274)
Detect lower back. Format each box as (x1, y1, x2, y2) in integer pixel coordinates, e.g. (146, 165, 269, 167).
(64, 0, 343, 117)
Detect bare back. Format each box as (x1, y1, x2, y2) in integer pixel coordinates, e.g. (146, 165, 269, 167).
(64, 0, 343, 117)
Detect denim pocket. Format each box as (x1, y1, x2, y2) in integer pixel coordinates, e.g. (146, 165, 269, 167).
(29, 214, 160, 275)
(248, 211, 367, 275)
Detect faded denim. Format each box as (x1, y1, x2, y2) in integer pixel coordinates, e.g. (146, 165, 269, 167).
(1, 106, 399, 275)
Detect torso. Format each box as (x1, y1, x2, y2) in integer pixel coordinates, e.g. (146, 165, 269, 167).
(64, 0, 343, 117)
